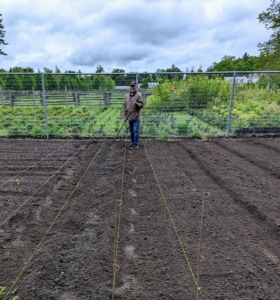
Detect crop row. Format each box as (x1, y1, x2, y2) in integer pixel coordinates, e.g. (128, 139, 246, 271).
(0, 105, 223, 138)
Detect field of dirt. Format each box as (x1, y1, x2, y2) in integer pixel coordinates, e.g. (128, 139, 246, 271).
(0, 137, 280, 300)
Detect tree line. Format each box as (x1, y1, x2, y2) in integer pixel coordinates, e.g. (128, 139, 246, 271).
(0, 65, 187, 91)
(0, 71, 115, 91)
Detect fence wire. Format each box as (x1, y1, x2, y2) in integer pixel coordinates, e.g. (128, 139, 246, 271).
(0, 71, 279, 138)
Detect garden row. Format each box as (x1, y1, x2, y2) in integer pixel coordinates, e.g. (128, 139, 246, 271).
(148, 75, 280, 134)
(0, 105, 223, 138)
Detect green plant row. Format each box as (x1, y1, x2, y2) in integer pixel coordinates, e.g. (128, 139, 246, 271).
(0, 104, 224, 138)
(147, 75, 280, 133)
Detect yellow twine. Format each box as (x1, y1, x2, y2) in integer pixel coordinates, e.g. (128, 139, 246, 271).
(143, 140, 200, 291)
(4, 141, 105, 300)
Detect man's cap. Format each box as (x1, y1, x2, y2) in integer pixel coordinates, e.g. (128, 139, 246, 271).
(130, 81, 137, 86)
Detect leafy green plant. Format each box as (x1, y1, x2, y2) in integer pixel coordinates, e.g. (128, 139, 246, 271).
(0, 286, 19, 299)
(176, 123, 189, 134)
(158, 134, 170, 141)
(191, 130, 202, 138)
(14, 178, 20, 185)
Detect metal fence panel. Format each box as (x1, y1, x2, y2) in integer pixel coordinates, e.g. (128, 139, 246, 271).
(227, 72, 280, 136)
(0, 71, 279, 138)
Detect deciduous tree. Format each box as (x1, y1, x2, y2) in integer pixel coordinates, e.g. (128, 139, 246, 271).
(258, 0, 280, 69)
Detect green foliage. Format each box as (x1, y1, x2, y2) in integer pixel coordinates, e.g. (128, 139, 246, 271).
(5, 74, 22, 90)
(212, 53, 258, 71)
(0, 75, 5, 89)
(176, 123, 189, 134)
(0, 287, 5, 296)
(146, 73, 280, 135)
(21, 75, 36, 90)
(45, 74, 59, 90)
(91, 75, 115, 90)
(0, 286, 19, 299)
(34, 74, 42, 91)
(95, 65, 104, 73)
(0, 70, 117, 91)
(258, 75, 269, 88)
(158, 134, 170, 140)
(190, 130, 202, 138)
(148, 75, 231, 111)
(59, 75, 69, 90)
(0, 14, 8, 56)
(258, 0, 280, 68)
(213, 58, 235, 71)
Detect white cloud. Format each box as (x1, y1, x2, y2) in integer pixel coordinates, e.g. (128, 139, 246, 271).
(0, 0, 272, 72)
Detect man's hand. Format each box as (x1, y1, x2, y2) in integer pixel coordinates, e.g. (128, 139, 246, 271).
(134, 101, 138, 106)
(124, 117, 127, 121)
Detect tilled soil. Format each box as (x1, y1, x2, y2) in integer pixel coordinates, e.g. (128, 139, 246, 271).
(0, 138, 279, 300)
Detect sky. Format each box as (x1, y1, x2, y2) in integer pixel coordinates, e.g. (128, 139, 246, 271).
(0, 0, 272, 73)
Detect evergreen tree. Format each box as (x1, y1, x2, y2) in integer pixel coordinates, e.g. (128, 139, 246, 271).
(0, 14, 8, 55)
(55, 66, 61, 73)
(242, 52, 249, 62)
(34, 74, 42, 91)
(23, 67, 34, 73)
(5, 74, 23, 90)
(22, 75, 36, 90)
(0, 75, 5, 89)
(67, 76, 77, 90)
(96, 65, 105, 73)
(43, 67, 53, 73)
(59, 75, 69, 90)
(45, 74, 58, 90)
(10, 67, 23, 72)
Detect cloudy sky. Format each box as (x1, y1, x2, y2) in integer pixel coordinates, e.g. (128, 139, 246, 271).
(0, 0, 271, 73)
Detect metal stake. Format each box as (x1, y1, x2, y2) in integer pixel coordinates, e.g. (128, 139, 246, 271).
(65, 85, 68, 106)
(32, 85, 35, 106)
(99, 86, 101, 108)
(41, 73, 49, 139)
(0, 85, 3, 107)
(226, 72, 236, 137)
(75, 92, 78, 106)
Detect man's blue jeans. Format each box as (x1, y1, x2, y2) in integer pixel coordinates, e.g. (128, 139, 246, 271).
(128, 120, 140, 146)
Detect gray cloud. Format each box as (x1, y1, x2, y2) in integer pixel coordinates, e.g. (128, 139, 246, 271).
(0, 0, 272, 73)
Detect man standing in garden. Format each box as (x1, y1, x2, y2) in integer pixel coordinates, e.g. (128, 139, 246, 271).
(123, 81, 144, 149)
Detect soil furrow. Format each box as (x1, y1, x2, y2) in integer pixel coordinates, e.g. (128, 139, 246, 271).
(0, 139, 280, 300)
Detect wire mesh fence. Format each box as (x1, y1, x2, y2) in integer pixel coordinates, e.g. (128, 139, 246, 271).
(0, 71, 279, 138)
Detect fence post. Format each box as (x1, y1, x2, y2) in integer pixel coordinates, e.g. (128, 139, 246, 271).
(74, 92, 78, 106)
(41, 73, 49, 139)
(226, 72, 237, 137)
(99, 86, 101, 108)
(65, 85, 68, 106)
(32, 85, 35, 106)
(0, 85, 3, 107)
(9, 93, 12, 107)
(136, 72, 138, 86)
